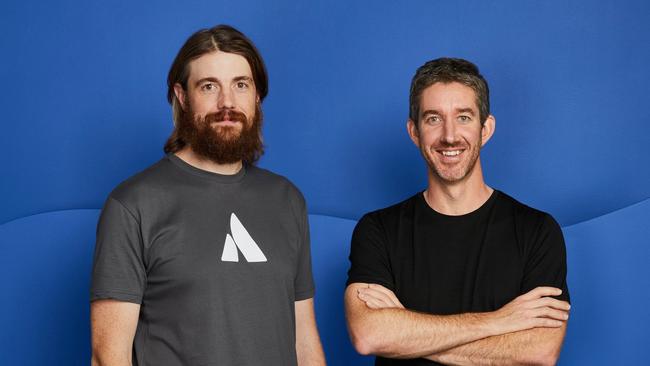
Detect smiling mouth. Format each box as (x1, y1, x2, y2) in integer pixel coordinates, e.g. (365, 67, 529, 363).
(439, 150, 463, 156)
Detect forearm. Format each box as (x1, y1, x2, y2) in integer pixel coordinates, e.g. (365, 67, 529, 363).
(346, 286, 496, 358)
(361, 308, 496, 358)
(91, 300, 139, 366)
(295, 299, 326, 365)
(348, 284, 569, 361)
(296, 327, 326, 366)
(296, 338, 326, 366)
(91, 351, 131, 366)
(425, 326, 566, 366)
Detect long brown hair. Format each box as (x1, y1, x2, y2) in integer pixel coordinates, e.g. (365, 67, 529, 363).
(164, 25, 268, 154)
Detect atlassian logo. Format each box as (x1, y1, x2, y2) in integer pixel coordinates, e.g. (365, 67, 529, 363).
(221, 213, 267, 262)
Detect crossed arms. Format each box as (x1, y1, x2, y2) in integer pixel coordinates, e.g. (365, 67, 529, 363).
(345, 283, 570, 366)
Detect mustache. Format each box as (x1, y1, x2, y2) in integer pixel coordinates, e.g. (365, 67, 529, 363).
(438, 141, 467, 148)
(204, 109, 247, 124)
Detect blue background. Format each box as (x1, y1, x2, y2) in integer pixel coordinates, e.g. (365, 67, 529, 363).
(1, 0, 649, 364)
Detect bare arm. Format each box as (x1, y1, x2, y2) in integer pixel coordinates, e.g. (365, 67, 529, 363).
(91, 300, 140, 366)
(345, 283, 568, 360)
(425, 325, 566, 366)
(295, 298, 326, 365)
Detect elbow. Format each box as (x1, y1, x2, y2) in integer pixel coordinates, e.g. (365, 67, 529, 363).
(348, 325, 384, 356)
(538, 351, 561, 366)
(349, 328, 375, 356)
(521, 346, 561, 366)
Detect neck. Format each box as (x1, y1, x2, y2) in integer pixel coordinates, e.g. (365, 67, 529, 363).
(423, 159, 493, 216)
(175, 147, 243, 175)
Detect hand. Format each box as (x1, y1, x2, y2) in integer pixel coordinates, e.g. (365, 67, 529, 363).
(488, 287, 570, 335)
(357, 283, 405, 310)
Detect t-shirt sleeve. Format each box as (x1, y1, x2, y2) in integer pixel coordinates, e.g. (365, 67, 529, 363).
(346, 213, 395, 291)
(294, 199, 315, 301)
(521, 214, 570, 303)
(90, 196, 146, 304)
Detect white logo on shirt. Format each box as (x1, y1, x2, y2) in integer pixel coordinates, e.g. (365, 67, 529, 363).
(221, 213, 267, 262)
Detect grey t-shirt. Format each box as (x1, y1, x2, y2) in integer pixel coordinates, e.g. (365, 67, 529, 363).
(91, 154, 315, 366)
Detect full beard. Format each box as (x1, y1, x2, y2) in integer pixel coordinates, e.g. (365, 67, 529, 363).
(177, 103, 264, 165)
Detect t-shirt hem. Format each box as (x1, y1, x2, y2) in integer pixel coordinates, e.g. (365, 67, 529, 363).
(90, 290, 143, 304)
(295, 287, 315, 301)
(346, 276, 395, 291)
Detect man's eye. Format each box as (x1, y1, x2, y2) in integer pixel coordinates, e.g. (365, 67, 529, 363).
(425, 115, 441, 124)
(236, 81, 249, 90)
(458, 115, 471, 122)
(201, 83, 217, 92)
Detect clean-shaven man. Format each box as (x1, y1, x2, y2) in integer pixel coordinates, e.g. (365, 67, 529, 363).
(345, 58, 570, 365)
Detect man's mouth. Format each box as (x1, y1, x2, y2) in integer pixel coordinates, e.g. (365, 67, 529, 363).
(204, 110, 247, 126)
(440, 150, 462, 156)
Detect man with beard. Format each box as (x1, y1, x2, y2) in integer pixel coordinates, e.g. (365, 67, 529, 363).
(345, 58, 570, 365)
(90, 25, 325, 366)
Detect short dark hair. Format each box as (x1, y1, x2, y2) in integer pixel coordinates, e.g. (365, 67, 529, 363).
(409, 58, 490, 126)
(164, 25, 268, 154)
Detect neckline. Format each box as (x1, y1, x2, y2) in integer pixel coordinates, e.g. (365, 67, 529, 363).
(418, 189, 499, 219)
(166, 153, 248, 183)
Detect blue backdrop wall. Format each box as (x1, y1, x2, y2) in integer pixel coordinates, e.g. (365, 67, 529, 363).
(1, 0, 649, 364)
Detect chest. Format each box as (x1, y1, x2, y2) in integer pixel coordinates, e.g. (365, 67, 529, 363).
(138, 197, 302, 299)
(389, 215, 526, 314)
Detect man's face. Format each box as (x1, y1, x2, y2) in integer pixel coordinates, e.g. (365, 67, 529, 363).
(174, 51, 262, 164)
(407, 82, 494, 183)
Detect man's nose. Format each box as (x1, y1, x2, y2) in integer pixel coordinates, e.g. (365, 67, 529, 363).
(218, 88, 234, 109)
(441, 119, 458, 144)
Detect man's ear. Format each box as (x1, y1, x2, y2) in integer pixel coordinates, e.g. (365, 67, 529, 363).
(173, 83, 187, 110)
(481, 115, 496, 146)
(407, 119, 420, 148)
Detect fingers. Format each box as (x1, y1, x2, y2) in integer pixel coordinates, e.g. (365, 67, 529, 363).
(357, 284, 404, 309)
(495, 288, 571, 334)
(531, 317, 565, 328)
(519, 286, 563, 301)
(529, 306, 569, 322)
(358, 288, 399, 308)
(368, 284, 404, 308)
(532, 297, 571, 311)
(361, 295, 394, 309)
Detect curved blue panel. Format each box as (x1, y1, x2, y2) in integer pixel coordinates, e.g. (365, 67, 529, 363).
(560, 199, 650, 364)
(1, 203, 648, 363)
(0, 209, 99, 365)
(309, 214, 373, 366)
(0, 210, 371, 364)
(2, 0, 650, 227)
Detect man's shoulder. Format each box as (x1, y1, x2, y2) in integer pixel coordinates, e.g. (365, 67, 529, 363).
(247, 165, 303, 194)
(357, 192, 421, 227)
(108, 157, 172, 206)
(494, 190, 561, 231)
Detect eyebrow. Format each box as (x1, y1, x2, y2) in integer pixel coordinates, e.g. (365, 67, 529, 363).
(420, 108, 476, 117)
(193, 76, 253, 87)
(233, 76, 253, 83)
(456, 108, 475, 115)
(421, 109, 441, 117)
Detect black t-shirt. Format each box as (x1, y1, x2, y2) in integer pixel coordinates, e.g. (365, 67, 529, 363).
(346, 190, 569, 365)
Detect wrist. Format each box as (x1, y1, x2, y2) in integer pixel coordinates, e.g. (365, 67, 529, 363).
(475, 311, 501, 338)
